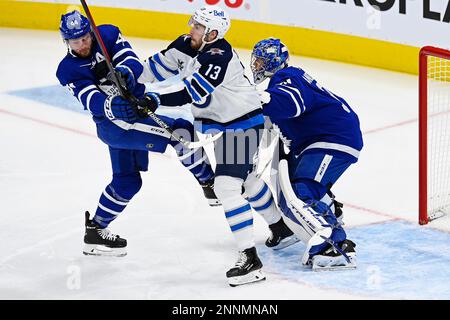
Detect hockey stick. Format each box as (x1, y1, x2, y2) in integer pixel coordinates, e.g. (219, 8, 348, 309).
(79, 0, 220, 149)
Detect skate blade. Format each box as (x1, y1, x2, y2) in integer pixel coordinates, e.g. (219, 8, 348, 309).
(271, 235, 300, 250)
(83, 244, 127, 257)
(312, 254, 356, 271)
(208, 199, 222, 207)
(228, 269, 266, 287)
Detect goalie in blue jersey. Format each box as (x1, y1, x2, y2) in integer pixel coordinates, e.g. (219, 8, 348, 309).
(56, 11, 218, 257)
(250, 38, 363, 270)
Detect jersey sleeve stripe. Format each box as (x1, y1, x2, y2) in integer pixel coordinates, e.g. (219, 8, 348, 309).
(277, 86, 303, 117)
(77, 84, 97, 102)
(192, 73, 215, 94)
(115, 64, 135, 78)
(148, 59, 166, 81)
(183, 79, 201, 102)
(85, 90, 101, 113)
(112, 48, 134, 61)
(191, 78, 208, 97)
(153, 54, 178, 75)
(279, 84, 305, 109)
(116, 56, 142, 65)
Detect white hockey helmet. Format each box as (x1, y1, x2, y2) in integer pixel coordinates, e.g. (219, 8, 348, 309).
(189, 5, 231, 41)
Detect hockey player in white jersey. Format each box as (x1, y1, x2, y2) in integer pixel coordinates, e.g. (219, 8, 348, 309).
(137, 6, 299, 286)
(250, 38, 363, 270)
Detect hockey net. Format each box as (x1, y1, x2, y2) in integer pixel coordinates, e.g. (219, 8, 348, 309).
(419, 46, 450, 225)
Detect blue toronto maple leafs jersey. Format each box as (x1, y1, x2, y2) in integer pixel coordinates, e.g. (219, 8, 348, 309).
(264, 66, 363, 161)
(56, 24, 145, 124)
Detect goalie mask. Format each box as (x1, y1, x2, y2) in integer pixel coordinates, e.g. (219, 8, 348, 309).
(251, 38, 290, 84)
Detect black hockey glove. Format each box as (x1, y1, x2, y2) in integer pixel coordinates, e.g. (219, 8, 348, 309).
(114, 65, 136, 92)
(137, 92, 161, 117)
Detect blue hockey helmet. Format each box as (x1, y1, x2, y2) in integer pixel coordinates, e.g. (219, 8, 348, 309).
(60, 10, 91, 40)
(251, 38, 289, 84)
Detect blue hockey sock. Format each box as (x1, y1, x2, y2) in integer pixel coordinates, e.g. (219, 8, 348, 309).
(93, 185, 130, 228)
(93, 172, 142, 228)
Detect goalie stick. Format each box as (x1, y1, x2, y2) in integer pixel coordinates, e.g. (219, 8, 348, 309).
(79, 0, 222, 149)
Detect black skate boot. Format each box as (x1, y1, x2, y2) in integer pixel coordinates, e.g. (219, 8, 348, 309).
(265, 218, 300, 250)
(311, 239, 356, 271)
(200, 178, 221, 207)
(334, 200, 344, 225)
(83, 211, 127, 257)
(226, 247, 266, 287)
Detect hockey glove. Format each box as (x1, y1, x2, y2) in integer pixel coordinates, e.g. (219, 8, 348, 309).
(104, 95, 137, 122)
(114, 65, 136, 92)
(137, 92, 161, 116)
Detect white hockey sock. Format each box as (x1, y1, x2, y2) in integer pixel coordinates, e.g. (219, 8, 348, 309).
(244, 172, 281, 225)
(214, 175, 255, 251)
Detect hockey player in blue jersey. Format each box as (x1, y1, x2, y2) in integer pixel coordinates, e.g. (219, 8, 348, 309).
(250, 38, 363, 270)
(138, 6, 299, 286)
(56, 10, 217, 257)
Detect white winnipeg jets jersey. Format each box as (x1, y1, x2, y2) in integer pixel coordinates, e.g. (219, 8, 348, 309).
(139, 35, 263, 130)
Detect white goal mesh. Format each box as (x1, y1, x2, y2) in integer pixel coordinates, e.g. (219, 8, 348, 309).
(420, 47, 450, 224)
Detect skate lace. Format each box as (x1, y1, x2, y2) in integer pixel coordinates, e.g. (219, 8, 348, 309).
(234, 251, 248, 268)
(98, 228, 118, 241)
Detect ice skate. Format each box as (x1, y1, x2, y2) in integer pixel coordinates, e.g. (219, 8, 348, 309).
(334, 200, 344, 225)
(200, 178, 221, 207)
(265, 218, 300, 250)
(311, 239, 356, 271)
(226, 247, 266, 287)
(83, 211, 127, 257)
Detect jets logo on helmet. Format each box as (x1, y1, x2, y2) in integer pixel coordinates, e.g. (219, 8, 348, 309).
(251, 38, 290, 84)
(60, 10, 91, 40)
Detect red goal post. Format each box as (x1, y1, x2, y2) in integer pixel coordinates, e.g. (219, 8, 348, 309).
(419, 46, 450, 225)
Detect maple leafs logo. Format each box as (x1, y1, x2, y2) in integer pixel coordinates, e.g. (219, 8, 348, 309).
(66, 12, 82, 30)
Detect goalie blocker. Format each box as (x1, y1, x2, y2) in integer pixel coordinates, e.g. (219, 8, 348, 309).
(277, 159, 356, 271)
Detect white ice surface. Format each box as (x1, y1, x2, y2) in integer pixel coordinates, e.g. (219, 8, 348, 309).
(1, 28, 449, 300)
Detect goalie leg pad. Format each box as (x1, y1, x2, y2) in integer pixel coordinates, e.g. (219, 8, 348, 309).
(277, 160, 347, 265)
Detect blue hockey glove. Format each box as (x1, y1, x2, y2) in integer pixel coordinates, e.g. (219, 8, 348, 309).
(104, 95, 137, 122)
(137, 92, 161, 116)
(114, 65, 135, 92)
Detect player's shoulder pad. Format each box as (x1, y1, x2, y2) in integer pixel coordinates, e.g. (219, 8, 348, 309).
(98, 24, 121, 44)
(56, 55, 82, 85)
(162, 34, 197, 58)
(270, 66, 303, 86)
(198, 39, 232, 65)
